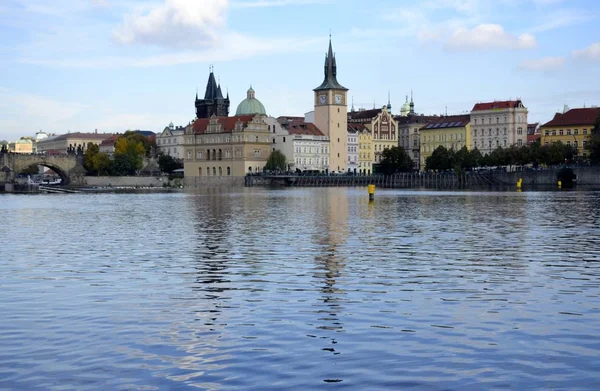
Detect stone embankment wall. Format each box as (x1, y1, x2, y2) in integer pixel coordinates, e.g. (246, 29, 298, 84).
(184, 176, 245, 188)
(77, 176, 180, 188)
(492, 167, 600, 186)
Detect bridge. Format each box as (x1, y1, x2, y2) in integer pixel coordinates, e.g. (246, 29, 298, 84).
(0, 153, 84, 186)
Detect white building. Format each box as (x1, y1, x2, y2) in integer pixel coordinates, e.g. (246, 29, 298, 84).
(266, 116, 329, 172)
(347, 127, 359, 173)
(470, 100, 528, 153)
(157, 122, 188, 158)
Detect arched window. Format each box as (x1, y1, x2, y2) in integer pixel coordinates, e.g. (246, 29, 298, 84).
(212, 167, 216, 176)
(199, 167, 202, 176)
(212, 149, 216, 160)
(206, 149, 210, 160)
(218, 149, 222, 160)
(248, 166, 252, 172)
(207, 167, 211, 176)
(218, 167, 222, 176)
(227, 167, 231, 176)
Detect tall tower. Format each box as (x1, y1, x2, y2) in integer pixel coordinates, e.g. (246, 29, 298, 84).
(195, 69, 230, 118)
(314, 37, 349, 173)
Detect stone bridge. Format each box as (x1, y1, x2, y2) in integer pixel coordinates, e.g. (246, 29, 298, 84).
(0, 153, 84, 185)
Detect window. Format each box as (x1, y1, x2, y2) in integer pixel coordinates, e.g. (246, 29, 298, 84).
(187, 151, 192, 159)
(496, 117, 499, 124)
(474, 129, 477, 136)
(567, 129, 571, 135)
(254, 150, 261, 157)
(283, 137, 286, 143)
(213, 167, 216, 176)
(517, 139, 523, 146)
(227, 167, 231, 176)
(256, 136, 259, 142)
(559, 130, 564, 136)
(552, 130, 556, 136)
(575, 129, 579, 135)
(503, 139, 507, 147)
(218, 167, 222, 176)
(337, 138, 340, 142)
(545, 131, 550, 136)
(272, 138, 275, 144)
(583, 130, 588, 135)
(207, 167, 211, 176)
(197, 151, 202, 159)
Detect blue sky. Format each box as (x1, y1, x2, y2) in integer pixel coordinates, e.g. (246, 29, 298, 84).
(1, 0, 599, 141)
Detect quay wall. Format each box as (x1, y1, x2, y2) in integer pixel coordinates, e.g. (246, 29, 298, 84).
(184, 176, 246, 188)
(77, 176, 179, 188)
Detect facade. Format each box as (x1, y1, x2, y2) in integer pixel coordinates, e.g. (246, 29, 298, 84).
(36, 132, 114, 154)
(183, 114, 271, 177)
(347, 126, 359, 173)
(527, 123, 540, 145)
(419, 115, 471, 169)
(157, 122, 188, 158)
(99, 135, 119, 155)
(10, 138, 34, 154)
(539, 107, 600, 159)
(396, 115, 436, 171)
(356, 124, 373, 174)
(313, 38, 349, 173)
(236, 87, 267, 116)
(371, 106, 398, 164)
(275, 116, 329, 172)
(195, 70, 230, 119)
(470, 100, 528, 153)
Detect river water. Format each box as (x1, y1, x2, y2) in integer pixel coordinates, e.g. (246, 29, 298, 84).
(1, 188, 600, 390)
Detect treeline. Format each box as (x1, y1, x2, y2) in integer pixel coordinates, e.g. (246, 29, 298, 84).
(425, 142, 580, 173)
(83, 131, 181, 175)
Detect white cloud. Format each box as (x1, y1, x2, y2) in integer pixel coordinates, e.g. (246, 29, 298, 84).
(113, 0, 229, 49)
(572, 43, 600, 61)
(528, 9, 590, 33)
(231, 0, 331, 7)
(519, 56, 565, 71)
(446, 24, 536, 51)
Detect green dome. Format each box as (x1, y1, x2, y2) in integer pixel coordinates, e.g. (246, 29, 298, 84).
(236, 86, 266, 116)
(400, 96, 411, 116)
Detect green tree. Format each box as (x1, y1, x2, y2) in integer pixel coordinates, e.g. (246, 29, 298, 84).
(93, 153, 111, 175)
(83, 142, 100, 174)
(380, 146, 413, 174)
(158, 154, 183, 173)
(20, 164, 39, 175)
(114, 137, 145, 174)
(587, 112, 600, 164)
(122, 131, 156, 157)
(264, 150, 287, 171)
(426, 146, 453, 171)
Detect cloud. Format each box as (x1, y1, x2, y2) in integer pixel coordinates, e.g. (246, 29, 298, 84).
(446, 24, 536, 51)
(528, 9, 590, 33)
(231, 0, 331, 7)
(572, 43, 600, 61)
(519, 56, 565, 71)
(113, 0, 229, 49)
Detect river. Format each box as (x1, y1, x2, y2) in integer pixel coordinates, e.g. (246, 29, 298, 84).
(1, 188, 599, 390)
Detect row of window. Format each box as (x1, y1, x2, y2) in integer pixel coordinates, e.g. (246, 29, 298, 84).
(295, 157, 329, 166)
(199, 166, 231, 176)
(157, 137, 178, 145)
(545, 129, 588, 136)
(473, 115, 525, 125)
(196, 135, 268, 144)
(423, 133, 465, 142)
(295, 146, 329, 154)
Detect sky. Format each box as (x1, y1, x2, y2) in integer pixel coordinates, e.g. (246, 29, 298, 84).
(1, 0, 599, 142)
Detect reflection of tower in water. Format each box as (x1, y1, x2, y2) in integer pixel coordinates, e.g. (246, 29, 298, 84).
(312, 189, 349, 339)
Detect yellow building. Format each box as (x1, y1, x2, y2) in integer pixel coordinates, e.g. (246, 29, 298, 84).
(540, 107, 600, 159)
(371, 106, 398, 164)
(183, 114, 271, 177)
(10, 137, 34, 154)
(419, 115, 471, 170)
(351, 123, 373, 174)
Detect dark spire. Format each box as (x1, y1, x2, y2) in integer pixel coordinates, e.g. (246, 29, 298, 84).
(409, 90, 415, 115)
(314, 36, 348, 91)
(204, 71, 219, 99)
(387, 91, 392, 111)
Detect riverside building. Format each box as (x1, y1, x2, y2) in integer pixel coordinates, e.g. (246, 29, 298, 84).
(469, 100, 528, 153)
(540, 107, 600, 160)
(419, 115, 471, 169)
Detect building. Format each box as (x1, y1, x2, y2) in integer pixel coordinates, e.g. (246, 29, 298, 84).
(313, 38, 348, 173)
(419, 115, 471, 169)
(273, 116, 329, 172)
(351, 123, 372, 174)
(183, 114, 271, 177)
(539, 107, 600, 159)
(527, 123, 540, 145)
(195, 69, 230, 119)
(157, 122, 188, 158)
(10, 137, 33, 154)
(36, 132, 114, 154)
(347, 126, 359, 173)
(371, 106, 398, 164)
(470, 100, 528, 153)
(236, 87, 267, 116)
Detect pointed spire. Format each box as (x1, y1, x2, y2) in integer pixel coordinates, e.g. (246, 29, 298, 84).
(351, 96, 355, 112)
(387, 91, 392, 111)
(314, 35, 347, 91)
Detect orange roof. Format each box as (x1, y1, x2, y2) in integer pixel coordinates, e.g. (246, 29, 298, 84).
(472, 100, 523, 111)
(541, 107, 600, 128)
(193, 115, 254, 134)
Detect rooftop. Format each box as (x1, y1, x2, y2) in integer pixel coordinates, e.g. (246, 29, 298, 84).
(277, 117, 325, 136)
(193, 115, 255, 134)
(541, 107, 600, 128)
(472, 100, 525, 112)
(420, 115, 471, 131)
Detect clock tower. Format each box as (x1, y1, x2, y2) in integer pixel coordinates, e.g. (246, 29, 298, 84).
(314, 37, 348, 173)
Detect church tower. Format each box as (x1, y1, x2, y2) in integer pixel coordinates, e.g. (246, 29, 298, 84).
(314, 37, 348, 173)
(195, 68, 230, 118)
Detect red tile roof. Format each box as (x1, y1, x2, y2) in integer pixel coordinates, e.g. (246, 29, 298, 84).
(420, 114, 471, 130)
(472, 100, 523, 111)
(541, 107, 600, 128)
(278, 117, 325, 136)
(100, 135, 119, 146)
(193, 115, 255, 134)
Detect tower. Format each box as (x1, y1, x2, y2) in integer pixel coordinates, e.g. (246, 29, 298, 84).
(314, 37, 349, 173)
(195, 68, 230, 118)
(409, 90, 415, 116)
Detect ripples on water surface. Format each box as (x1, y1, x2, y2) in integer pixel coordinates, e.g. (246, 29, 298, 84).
(1, 188, 600, 390)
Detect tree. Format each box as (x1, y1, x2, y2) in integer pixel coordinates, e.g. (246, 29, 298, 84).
(587, 112, 600, 164)
(93, 153, 111, 175)
(122, 131, 156, 157)
(114, 137, 145, 174)
(83, 142, 100, 174)
(380, 146, 413, 174)
(158, 154, 183, 173)
(264, 150, 287, 171)
(426, 146, 453, 171)
(20, 164, 39, 175)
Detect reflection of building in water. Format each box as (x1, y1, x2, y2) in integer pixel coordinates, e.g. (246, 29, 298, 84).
(312, 189, 349, 336)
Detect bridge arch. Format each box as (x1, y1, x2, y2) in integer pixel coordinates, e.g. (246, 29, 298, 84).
(32, 162, 71, 185)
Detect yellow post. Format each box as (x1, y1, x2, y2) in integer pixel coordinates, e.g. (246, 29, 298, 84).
(368, 184, 375, 201)
(558, 180, 562, 188)
(517, 178, 522, 189)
